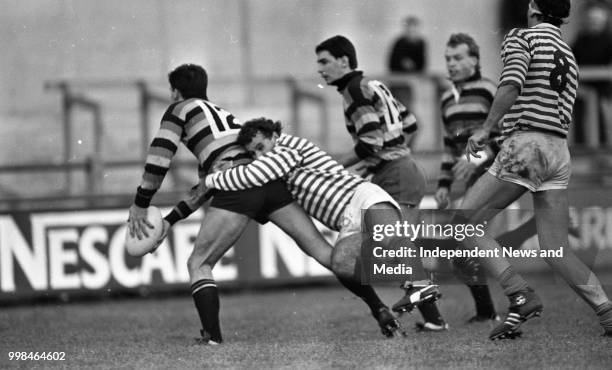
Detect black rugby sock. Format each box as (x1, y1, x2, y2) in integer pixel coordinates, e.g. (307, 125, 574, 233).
(498, 266, 529, 296)
(495, 217, 537, 249)
(596, 301, 612, 328)
(337, 277, 385, 314)
(191, 280, 222, 343)
(417, 300, 445, 326)
(468, 285, 496, 318)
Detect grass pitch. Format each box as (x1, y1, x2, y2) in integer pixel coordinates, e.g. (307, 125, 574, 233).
(1, 273, 611, 369)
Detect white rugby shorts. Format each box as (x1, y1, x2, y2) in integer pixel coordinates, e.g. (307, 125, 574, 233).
(488, 131, 570, 192)
(337, 182, 401, 241)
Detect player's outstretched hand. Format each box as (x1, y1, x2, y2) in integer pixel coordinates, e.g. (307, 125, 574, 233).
(466, 128, 489, 161)
(128, 204, 154, 240)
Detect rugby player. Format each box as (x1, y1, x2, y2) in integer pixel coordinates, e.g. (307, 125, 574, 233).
(315, 35, 446, 331)
(461, 0, 612, 339)
(425, 33, 501, 323)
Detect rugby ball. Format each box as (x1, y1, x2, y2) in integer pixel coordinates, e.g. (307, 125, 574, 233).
(125, 206, 165, 257)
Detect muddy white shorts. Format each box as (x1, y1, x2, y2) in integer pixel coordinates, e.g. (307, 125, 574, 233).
(337, 182, 401, 241)
(488, 131, 571, 192)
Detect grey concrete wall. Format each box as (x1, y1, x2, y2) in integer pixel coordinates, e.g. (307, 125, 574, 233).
(3, 0, 589, 114)
(1, 0, 588, 197)
(2, 0, 514, 114)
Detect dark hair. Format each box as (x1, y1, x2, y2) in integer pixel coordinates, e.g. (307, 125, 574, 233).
(236, 117, 283, 146)
(534, 0, 571, 26)
(168, 64, 208, 100)
(403, 16, 421, 26)
(447, 33, 480, 59)
(315, 35, 358, 69)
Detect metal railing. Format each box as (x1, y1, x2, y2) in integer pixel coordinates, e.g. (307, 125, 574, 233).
(0, 77, 291, 210)
(287, 77, 330, 149)
(0, 80, 195, 209)
(135, 80, 171, 161)
(1, 70, 610, 211)
(41, 81, 104, 194)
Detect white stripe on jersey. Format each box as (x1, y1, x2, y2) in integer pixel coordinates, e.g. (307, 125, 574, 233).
(205, 134, 364, 230)
(368, 80, 404, 134)
(499, 24, 578, 138)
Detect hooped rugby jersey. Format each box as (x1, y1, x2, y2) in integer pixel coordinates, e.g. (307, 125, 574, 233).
(332, 71, 417, 170)
(135, 98, 245, 207)
(438, 72, 499, 189)
(499, 23, 578, 138)
(205, 134, 364, 231)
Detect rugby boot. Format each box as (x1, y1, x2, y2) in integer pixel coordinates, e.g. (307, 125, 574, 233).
(597, 301, 612, 337)
(415, 321, 449, 332)
(392, 282, 441, 314)
(489, 288, 543, 340)
(373, 307, 405, 338)
(195, 329, 221, 345)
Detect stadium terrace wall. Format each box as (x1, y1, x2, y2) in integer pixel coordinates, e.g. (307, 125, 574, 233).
(1, 187, 612, 303)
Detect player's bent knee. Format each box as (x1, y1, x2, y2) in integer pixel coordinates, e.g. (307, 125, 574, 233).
(331, 251, 355, 279)
(188, 243, 220, 274)
(187, 253, 211, 276)
(332, 234, 362, 279)
(331, 259, 353, 279)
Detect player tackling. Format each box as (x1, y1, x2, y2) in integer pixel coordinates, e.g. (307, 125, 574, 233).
(203, 118, 445, 332)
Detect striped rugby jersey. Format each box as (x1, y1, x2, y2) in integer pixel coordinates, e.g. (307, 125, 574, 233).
(438, 73, 499, 189)
(134, 98, 246, 207)
(205, 134, 364, 231)
(332, 71, 417, 170)
(499, 23, 578, 138)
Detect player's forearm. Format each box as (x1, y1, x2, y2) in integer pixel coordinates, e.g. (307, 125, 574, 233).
(164, 195, 208, 225)
(482, 84, 519, 132)
(438, 154, 455, 189)
(205, 165, 265, 191)
(134, 123, 180, 207)
(164, 183, 211, 225)
(206, 150, 298, 191)
(133, 185, 157, 208)
(133, 167, 168, 207)
(164, 200, 195, 226)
